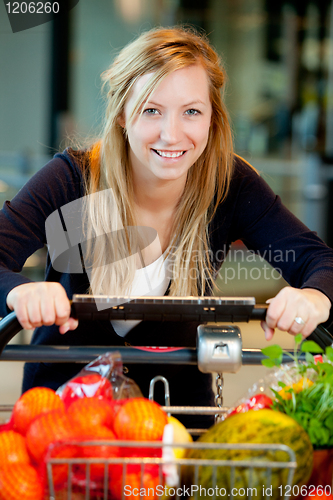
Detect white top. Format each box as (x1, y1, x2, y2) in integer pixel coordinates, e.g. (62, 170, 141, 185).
(111, 252, 171, 337)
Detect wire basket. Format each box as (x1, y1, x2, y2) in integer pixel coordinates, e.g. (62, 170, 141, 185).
(45, 440, 297, 500)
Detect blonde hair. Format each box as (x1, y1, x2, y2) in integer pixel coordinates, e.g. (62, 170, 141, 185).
(82, 26, 234, 297)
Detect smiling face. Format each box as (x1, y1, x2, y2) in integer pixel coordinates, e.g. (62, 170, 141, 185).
(120, 64, 212, 188)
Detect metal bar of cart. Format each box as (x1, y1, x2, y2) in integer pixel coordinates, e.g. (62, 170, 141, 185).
(44, 440, 297, 500)
(0, 344, 308, 364)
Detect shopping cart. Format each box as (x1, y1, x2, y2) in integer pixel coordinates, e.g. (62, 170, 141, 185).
(0, 295, 331, 500)
(45, 440, 298, 500)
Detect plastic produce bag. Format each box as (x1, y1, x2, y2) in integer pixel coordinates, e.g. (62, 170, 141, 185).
(224, 361, 318, 419)
(56, 351, 142, 407)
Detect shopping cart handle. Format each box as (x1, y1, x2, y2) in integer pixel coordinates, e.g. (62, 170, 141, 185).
(252, 306, 333, 350)
(0, 311, 22, 355)
(0, 304, 332, 357)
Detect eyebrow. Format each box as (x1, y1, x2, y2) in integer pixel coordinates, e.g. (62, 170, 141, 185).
(145, 100, 207, 108)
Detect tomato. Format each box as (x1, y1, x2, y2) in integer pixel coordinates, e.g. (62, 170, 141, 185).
(59, 373, 113, 408)
(247, 394, 273, 409)
(228, 394, 273, 417)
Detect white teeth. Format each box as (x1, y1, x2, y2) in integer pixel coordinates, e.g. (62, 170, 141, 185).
(155, 150, 185, 158)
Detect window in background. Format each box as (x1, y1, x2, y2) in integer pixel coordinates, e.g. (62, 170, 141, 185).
(208, 0, 333, 242)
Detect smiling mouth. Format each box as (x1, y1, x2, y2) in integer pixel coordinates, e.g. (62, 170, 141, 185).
(152, 149, 186, 158)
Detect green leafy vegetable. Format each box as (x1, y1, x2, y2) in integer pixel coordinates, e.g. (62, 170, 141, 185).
(261, 337, 333, 449)
(301, 341, 324, 353)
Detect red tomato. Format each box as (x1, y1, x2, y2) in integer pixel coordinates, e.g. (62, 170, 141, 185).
(247, 394, 273, 409)
(228, 394, 273, 417)
(59, 373, 113, 408)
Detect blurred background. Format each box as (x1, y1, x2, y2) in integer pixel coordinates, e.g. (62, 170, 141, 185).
(0, 0, 333, 414)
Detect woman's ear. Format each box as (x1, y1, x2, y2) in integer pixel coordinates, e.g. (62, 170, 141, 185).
(117, 113, 126, 128)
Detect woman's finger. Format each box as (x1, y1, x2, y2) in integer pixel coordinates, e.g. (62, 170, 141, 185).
(287, 313, 308, 335)
(59, 318, 79, 335)
(26, 299, 43, 328)
(53, 286, 72, 326)
(264, 294, 288, 331)
(40, 297, 57, 326)
(260, 320, 275, 341)
(15, 303, 34, 330)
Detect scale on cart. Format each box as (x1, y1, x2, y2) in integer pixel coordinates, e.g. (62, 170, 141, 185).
(72, 294, 256, 375)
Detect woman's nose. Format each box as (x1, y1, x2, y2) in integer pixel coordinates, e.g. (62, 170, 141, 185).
(160, 115, 182, 144)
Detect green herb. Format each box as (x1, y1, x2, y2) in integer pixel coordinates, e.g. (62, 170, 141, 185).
(261, 336, 333, 449)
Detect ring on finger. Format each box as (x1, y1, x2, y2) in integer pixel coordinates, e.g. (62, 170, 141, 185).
(294, 316, 305, 326)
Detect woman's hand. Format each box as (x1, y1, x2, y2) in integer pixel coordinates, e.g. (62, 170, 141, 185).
(261, 287, 331, 341)
(6, 282, 79, 334)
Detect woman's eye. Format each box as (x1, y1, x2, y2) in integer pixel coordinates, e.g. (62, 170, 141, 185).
(143, 108, 158, 115)
(185, 109, 201, 116)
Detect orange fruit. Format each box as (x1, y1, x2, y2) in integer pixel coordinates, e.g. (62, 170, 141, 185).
(60, 373, 113, 408)
(12, 387, 65, 435)
(47, 491, 85, 500)
(75, 425, 119, 482)
(0, 464, 44, 500)
(67, 396, 115, 430)
(0, 430, 30, 466)
(109, 467, 162, 500)
(43, 442, 79, 490)
(113, 398, 168, 441)
(121, 444, 162, 464)
(26, 409, 77, 464)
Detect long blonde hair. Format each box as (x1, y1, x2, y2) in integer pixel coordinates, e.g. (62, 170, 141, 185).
(82, 26, 234, 297)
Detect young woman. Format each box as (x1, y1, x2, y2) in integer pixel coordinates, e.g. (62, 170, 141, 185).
(0, 27, 332, 423)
